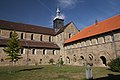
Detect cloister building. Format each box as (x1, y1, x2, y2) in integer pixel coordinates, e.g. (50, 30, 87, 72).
(0, 8, 120, 67)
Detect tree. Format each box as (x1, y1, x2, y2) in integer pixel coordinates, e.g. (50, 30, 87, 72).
(3, 31, 22, 66)
(108, 57, 120, 72)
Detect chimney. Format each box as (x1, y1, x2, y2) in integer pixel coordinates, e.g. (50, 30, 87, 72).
(95, 20, 98, 25)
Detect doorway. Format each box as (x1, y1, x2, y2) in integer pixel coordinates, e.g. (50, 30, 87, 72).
(100, 56, 107, 66)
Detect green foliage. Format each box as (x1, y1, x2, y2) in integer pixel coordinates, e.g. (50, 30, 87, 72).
(3, 31, 22, 63)
(49, 59, 54, 64)
(58, 59, 64, 65)
(108, 57, 120, 72)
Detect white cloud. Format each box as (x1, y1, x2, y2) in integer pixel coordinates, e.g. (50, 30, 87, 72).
(57, 0, 78, 9)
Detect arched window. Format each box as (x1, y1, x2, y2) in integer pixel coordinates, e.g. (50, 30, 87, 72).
(21, 33, 24, 39)
(110, 35, 113, 42)
(102, 36, 105, 43)
(31, 34, 33, 40)
(100, 56, 107, 66)
(88, 40, 92, 45)
(96, 38, 98, 44)
(89, 54, 93, 61)
(66, 56, 70, 64)
(73, 55, 77, 62)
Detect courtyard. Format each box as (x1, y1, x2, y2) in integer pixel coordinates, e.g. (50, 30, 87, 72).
(0, 65, 120, 80)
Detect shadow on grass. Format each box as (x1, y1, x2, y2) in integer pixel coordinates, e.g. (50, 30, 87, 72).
(94, 74, 120, 80)
(18, 67, 43, 72)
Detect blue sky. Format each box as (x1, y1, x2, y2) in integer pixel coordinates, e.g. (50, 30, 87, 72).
(0, 0, 120, 30)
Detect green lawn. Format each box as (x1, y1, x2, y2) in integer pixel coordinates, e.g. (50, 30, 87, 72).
(0, 65, 120, 80)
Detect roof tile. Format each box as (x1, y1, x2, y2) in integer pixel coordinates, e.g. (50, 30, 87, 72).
(64, 14, 120, 44)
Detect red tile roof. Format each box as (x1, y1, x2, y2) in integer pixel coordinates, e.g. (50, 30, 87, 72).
(64, 14, 120, 44)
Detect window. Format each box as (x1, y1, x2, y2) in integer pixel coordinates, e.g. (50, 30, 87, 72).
(40, 59, 42, 61)
(21, 33, 24, 39)
(96, 38, 98, 44)
(9, 32, 12, 38)
(32, 49, 35, 54)
(43, 49, 46, 55)
(84, 42, 87, 46)
(69, 33, 71, 38)
(31, 34, 33, 40)
(102, 36, 105, 43)
(40, 35, 43, 41)
(21, 49, 24, 54)
(53, 50, 55, 55)
(29, 59, 31, 61)
(1, 59, 4, 62)
(110, 35, 113, 42)
(49, 36, 51, 42)
(89, 40, 92, 45)
(80, 43, 82, 47)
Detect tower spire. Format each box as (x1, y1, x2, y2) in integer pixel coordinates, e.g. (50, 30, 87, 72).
(54, 8, 64, 20)
(53, 8, 64, 31)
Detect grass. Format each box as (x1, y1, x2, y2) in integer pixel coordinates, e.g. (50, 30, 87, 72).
(0, 65, 120, 80)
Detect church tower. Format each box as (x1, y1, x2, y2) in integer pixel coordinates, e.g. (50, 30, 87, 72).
(53, 8, 64, 31)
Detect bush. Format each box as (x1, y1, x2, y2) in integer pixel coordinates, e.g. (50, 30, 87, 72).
(108, 57, 120, 72)
(49, 59, 54, 64)
(59, 59, 64, 65)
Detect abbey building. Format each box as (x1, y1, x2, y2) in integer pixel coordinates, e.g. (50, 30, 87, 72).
(0, 8, 120, 67)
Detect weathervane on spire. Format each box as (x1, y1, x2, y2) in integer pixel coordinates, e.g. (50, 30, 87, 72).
(53, 7, 64, 20)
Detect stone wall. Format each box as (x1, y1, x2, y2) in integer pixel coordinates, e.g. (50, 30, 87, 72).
(0, 29, 59, 66)
(64, 29, 120, 67)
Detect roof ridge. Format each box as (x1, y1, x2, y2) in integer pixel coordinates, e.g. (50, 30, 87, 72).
(0, 20, 53, 30)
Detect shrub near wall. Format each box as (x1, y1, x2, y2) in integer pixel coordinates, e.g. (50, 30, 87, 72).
(108, 57, 120, 72)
